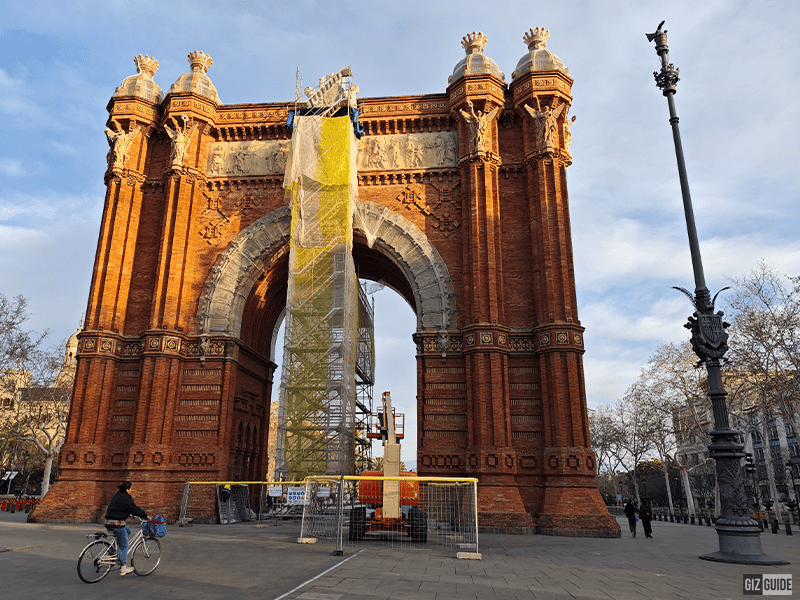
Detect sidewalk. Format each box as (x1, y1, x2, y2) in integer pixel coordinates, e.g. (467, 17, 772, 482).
(1, 511, 796, 599)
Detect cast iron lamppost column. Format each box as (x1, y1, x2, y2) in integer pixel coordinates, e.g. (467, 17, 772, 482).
(646, 22, 786, 564)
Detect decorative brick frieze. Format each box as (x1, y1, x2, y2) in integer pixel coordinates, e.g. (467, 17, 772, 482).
(532, 323, 585, 355)
(460, 324, 511, 354)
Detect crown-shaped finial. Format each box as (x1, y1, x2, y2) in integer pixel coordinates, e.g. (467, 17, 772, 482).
(523, 27, 550, 50)
(188, 51, 213, 73)
(461, 31, 488, 55)
(133, 55, 159, 77)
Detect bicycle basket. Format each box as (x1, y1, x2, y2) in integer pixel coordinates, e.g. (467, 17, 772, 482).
(143, 515, 167, 538)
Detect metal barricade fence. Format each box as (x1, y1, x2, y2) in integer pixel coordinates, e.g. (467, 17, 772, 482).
(179, 481, 306, 526)
(299, 476, 480, 557)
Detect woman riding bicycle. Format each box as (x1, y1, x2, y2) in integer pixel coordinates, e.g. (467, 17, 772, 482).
(104, 481, 149, 576)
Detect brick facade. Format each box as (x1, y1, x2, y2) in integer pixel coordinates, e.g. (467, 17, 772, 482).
(32, 38, 618, 536)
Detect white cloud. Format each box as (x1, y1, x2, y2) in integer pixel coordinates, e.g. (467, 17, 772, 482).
(49, 140, 80, 156)
(0, 68, 30, 116)
(0, 158, 24, 176)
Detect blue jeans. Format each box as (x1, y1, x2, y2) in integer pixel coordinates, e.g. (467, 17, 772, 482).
(115, 526, 131, 564)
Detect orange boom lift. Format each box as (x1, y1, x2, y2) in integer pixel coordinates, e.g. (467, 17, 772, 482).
(349, 392, 427, 542)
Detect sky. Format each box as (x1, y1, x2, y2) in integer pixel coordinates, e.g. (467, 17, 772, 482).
(1, 1, 798, 467)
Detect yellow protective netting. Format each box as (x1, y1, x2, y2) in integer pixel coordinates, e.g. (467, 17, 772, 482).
(275, 114, 359, 480)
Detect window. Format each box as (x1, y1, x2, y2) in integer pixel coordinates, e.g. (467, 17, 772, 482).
(754, 447, 765, 462)
(786, 422, 796, 439)
(751, 430, 763, 444)
(789, 441, 799, 458)
(768, 416, 780, 441)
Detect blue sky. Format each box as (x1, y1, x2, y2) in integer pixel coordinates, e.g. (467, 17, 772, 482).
(2, 1, 798, 465)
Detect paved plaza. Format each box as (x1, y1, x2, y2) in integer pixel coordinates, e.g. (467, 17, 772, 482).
(1, 510, 797, 599)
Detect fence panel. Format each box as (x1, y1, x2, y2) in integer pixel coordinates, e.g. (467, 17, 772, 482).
(179, 481, 306, 526)
(300, 476, 479, 556)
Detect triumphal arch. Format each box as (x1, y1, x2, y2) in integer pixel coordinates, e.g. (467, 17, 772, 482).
(35, 29, 618, 535)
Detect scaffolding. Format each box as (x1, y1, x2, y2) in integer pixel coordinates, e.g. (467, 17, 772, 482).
(355, 281, 375, 473)
(274, 68, 361, 481)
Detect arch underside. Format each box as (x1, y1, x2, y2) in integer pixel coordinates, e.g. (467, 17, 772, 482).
(197, 201, 456, 345)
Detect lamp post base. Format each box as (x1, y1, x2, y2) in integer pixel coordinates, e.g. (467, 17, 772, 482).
(700, 521, 788, 565)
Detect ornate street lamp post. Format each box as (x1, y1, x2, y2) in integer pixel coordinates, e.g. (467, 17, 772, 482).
(646, 22, 785, 564)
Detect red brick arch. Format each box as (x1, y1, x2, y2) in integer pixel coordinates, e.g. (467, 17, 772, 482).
(34, 58, 618, 536)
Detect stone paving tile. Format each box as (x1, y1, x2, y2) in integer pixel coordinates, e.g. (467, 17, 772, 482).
(3, 512, 799, 600)
(388, 589, 436, 600)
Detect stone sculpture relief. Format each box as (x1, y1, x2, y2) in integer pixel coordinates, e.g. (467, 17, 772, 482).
(104, 121, 140, 169)
(524, 99, 565, 152)
(206, 140, 290, 177)
(356, 132, 458, 172)
(165, 115, 198, 168)
(207, 132, 458, 177)
(458, 100, 501, 153)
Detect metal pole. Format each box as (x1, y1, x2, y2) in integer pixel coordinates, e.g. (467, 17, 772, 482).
(258, 481, 264, 526)
(473, 478, 480, 555)
(646, 21, 785, 565)
(334, 476, 344, 556)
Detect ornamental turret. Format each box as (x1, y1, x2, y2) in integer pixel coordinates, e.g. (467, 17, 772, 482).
(113, 54, 163, 103)
(167, 51, 220, 103)
(448, 32, 505, 85)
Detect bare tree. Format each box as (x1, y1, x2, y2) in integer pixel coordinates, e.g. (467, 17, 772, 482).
(14, 345, 73, 497)
(612, 390, 656, 505)
(727, 261, 800, 446)
(0, 294, 48, 372)
(638, 342, 708, 514)
(0, 293, 72, 498)
(589, 404, 625, 501)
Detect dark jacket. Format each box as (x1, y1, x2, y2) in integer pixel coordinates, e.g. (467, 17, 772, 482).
(624, 502, 636, 519)
(640, 505, 652, 523)
(105, 491, 147, 521)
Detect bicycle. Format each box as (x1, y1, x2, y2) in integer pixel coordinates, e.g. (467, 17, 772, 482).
(77, 516, 162, 583)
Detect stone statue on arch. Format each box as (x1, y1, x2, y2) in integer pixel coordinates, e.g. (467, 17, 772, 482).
(164, 115, 198, 168)
(525, 98, 566, 151)
(458, 99, 501, 154)
(104, 120, 140, 170)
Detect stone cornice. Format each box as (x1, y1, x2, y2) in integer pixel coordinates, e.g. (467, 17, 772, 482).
(75, 329, 239, 361)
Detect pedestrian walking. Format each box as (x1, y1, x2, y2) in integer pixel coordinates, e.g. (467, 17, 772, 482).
(640, 502, 653, 538)
(624, 499, 638, 537)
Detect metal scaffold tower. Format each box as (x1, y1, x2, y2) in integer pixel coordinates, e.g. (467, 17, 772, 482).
(355, 280, 375, 473)
(274, 68, 364, 480)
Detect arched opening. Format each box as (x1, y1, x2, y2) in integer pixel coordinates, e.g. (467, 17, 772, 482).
(266, 277, 418, 477)
(200, 203, 456, 481)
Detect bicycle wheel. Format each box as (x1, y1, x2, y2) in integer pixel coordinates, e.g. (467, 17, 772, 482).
(77, 540, 114, 583)
(131, 536, 161, 575)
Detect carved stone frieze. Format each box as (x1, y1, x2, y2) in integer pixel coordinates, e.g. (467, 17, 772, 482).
(357, 132, 458, 171)
(509, 336, 535, 352)
(207, 139, 290, 177)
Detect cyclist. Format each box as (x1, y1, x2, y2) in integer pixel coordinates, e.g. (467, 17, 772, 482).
(104, 481, 149, 576)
